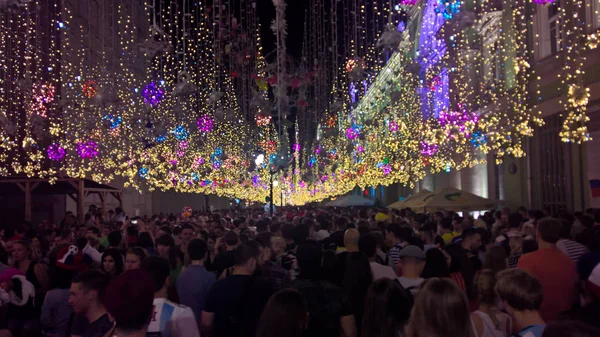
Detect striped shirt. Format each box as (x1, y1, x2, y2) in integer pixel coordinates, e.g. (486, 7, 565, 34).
(557, 239, 588, 264)
(41, 288, 72, 337)
(388, 242, 406, 269)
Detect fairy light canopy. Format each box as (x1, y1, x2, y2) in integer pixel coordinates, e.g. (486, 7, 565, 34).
(0, 0, 595, 205)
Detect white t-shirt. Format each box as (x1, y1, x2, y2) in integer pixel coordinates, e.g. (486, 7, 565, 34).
(264, 203, 275, 213)
(370, 262, 397, 280)
(397, 276, 424, 296)
(147, 298, 200, 337)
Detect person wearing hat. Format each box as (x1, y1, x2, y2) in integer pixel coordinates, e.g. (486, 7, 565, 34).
(396, 245, 426, 296)
(560, 252, 600, 329)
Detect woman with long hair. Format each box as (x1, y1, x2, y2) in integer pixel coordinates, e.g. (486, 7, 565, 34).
(404, 278, 475, 337)
(362, 278, 413, 337)
(471, 270, 511, 337)
(101, 248, 124, 277)
(11, 240, 49, 292)
(444, 244, 475, 298)
(125, 247, 147, 271)
(256, 289, 308, 337)
(155, 234, 182, 283)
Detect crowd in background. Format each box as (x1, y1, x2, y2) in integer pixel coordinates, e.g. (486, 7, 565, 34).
(0, 204, 600, 337)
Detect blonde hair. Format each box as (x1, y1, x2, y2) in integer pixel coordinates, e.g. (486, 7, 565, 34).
(405, 278, 475, 337)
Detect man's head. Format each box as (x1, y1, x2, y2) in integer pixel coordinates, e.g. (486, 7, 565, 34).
(68, 270, 111, 314)
(269, 223, 282, 237)
(255, 232, 275, 263)
(536, 217, 562, 245)
(433, 211, 444, 223)
(508, 212, 523, 229)
(281, 224, 295, 243)
(495, 269, 543, 316)
(234, 241, 261, 274)
(158, 226, 172, 238)
(61, 229, 74, 244)
(358, 233, 377, 259)
(461, 228, 482, 252)
(224, 230, 239, 247)
(438, 217, 453, 234)
(398, 245, 426, 278)
(179, 223, 194, 243)
(105, 270, 154, 333)
(187, 239, 208, 262)
(335, 217, 348, 231)
(385, 223, 411, 245)
(141, 256, 171, 294)
(344, 228, 360, 252)
(105, 229, 123, 247)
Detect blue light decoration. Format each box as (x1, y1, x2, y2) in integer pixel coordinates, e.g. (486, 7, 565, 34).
(212, 160, 221, 170)
(102, 114, 122, 129)
(171, 126, 189, 140)
(349, 82, 358, 104)
(269, 153, 277, 163)
(308, 156, 317, 168)
(418, 0, 450, 119)
(142, 82, 164, 106)
(435, 0, 461, 20)
(214, 147, 223, 157)
(138, 167, 148, 178)
(470, 131, 487, 147)
(445, 163, 451, 172)
(155, 134, 166, 143)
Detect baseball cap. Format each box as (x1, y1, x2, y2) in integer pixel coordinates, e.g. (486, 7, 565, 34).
(398, 245, 425, 260)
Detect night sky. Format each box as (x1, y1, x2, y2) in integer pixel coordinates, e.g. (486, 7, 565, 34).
(256, 0, 306, 61)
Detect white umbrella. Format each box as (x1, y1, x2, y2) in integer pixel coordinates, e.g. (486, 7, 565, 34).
(327, 194, 375, 207)
(387, 189, 433, 210)
(409, 187, 498, 213)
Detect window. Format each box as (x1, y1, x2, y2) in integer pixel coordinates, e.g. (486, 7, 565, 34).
(585, 0, 600, 32)
(534, 1, 562, 59)
(548, 3, 561, 55)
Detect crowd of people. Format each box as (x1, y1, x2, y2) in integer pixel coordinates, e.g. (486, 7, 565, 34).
(0, 204, 600, 337)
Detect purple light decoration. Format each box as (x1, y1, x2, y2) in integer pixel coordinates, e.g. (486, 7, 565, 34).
(418, 0, 449, 118)
(170, 159, 178, 166)
(212, 161, 221, 169)
(321, 175, 328, 181)
(421, 141, 438, 156)
(252, 175, 260, 185)
(196, 115, 214, 133)
(438, 107, 479, 137)
(299, 181, 306, 188)
(197, 157, 205, 165)
(142, 82, 164, 106)
(346, 127, 359, 139)
(401, 0, 418, 4)
(292, 143, 301, 152)
(179, 141, 189, 150)
(314, 146, 321, 154)
(77, 141, 98, 159)
(47, 143, 65, 161)
(349, 82, 358, 103)
(357, 145, 364, 153)
(533, 0, 553, 3)
(389, 121, 399, 132)
(382, 164, 392, 175)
